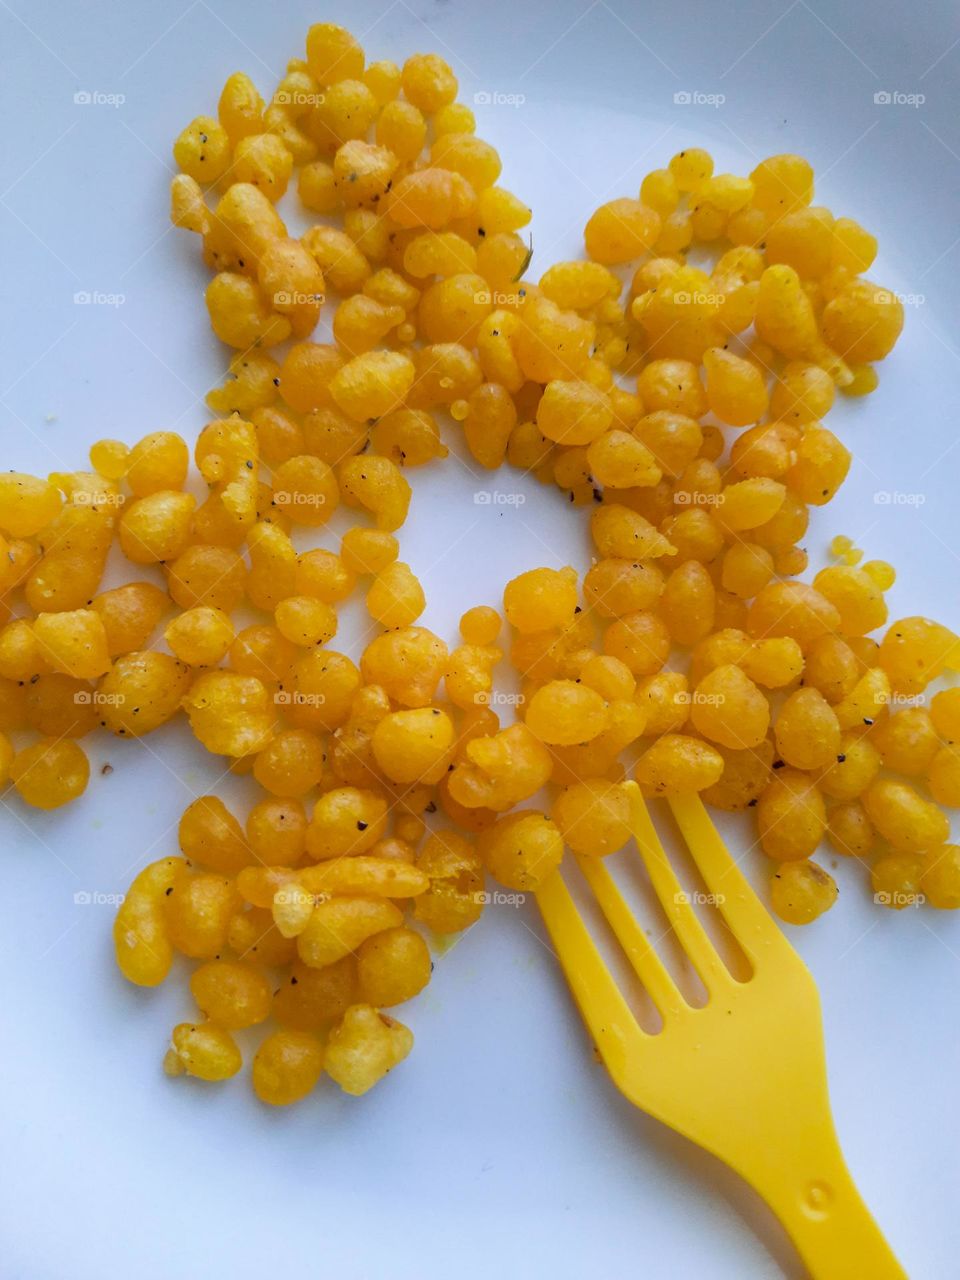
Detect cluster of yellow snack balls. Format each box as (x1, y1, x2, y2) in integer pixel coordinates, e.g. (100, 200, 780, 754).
(1, 21, 959, 1101)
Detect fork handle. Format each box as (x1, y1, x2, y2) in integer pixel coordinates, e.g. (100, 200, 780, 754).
(745, 1127, 907, 1280)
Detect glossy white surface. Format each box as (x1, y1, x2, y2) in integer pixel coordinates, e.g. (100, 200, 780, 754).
(1, 2, 958, 1276)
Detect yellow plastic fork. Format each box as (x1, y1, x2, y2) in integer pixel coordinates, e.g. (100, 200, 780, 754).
(536, 782, 905, 1279)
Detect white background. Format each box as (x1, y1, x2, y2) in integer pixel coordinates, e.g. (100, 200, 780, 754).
(1, 1, 959, 1277)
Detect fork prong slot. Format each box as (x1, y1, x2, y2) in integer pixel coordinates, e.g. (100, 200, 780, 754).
(667, 793, 794, 963)
(536, 871, 644, 1070)
(626, 784, 730, 992)
(574, 853, 683, 1019)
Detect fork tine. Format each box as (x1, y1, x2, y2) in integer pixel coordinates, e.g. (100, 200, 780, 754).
(574, 853, 684, 1019)
(626, 783, 730, 991)
(536, 870, 643, 1068)
(666, 792, 794, 964)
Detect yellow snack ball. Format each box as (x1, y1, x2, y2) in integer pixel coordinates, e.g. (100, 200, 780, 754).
(585, 198, 661, 265)
(272, 955, 357, 1029)
(668, 147, 713, 191)
(401, 51, 457, 113)
(173, 115, 231, 182)
(756, 768, 827, 861)
(514, 297, 593, 384)
(716, 478, 786, 533)
(822, 279, 904, 364)
(552, 779, 633, 856)
(166, 872, 239, 959)
(306, 786, 387, 859)
(330, 351, 415, 423)
(366, 562, 426, 628)
(583, 560, 664, 619)
(603, 610, 671, 677)
(252, 1029, 324, 1105)
(274, 595, 337, 647)
(205, 271, 291, 348)
(587, 430, 660, 489)
(536, 380, 612, 447)
(217, 70, 264, 142)
(431, 132, 501, 191)
(190, 961, 271, 1030)
(0, 472, 61, 538)
(357, 927, 431, 1007)
(231, 132, 293, 200)
(786, 425, 852, 507)
(298, 158, 338, 213)
(755, 264, 818, 360)
(297, 898, 403, 969)
(305, 22, 364, 83)
(372, 707, 454, 785)
(802, 634, 857, 706)
(702, 346, 768, 426)
(871, 708, 939, 777)
(640, 167, 679, 216)
(167, 545, 246, 613)
(701, 739, 774, 812)
(170, 1023, 241, 1082)
(634, 411, 702, 478)
(278, 342, 343, 413)
(253, 732, 325, 798)
(829, 216, 877, 274)
(931, 687, 960, 743)
(362, 58, 401, 103)
(747, 581, 840, 648)
(770, 361, 836, 424)
(690, 664, 770, 750)
(271, 455, 339, 528)
(114, 856, 186, 986)
(862, 778, 949, 854)
(386, 166, 476, 229)
(10, 737, 89, 810)
(503, 566, 578, 634)
(919, 845, 960, 909)
(774, 687, 841, 770)
(749, 153, 813, 216)
(634, 671, 686, 734)
(361, 626, 448, 708)
(183, 671, 275, 758)
(827, 800, 874, 859)
(764, 206, 834, 278)
(413, 829, 484, 932)
(479, 809, 563, 891)
(164, 606, 234, 667)
(637, 359, 706, 418)
(635, 734, 724, 796)
(323, 1005, 413, 1096)
(286, 650, 359, 732)
(338, 455, 411, 532)
(525, 679, 608, 746)
(721, 543, 775, 599)
(295, 549, 355, 605)
(460, 605, 501, 646)
(116, 488, 189, 565)
(341, 527, 399, 577)
(871, 853, 923, 911)
(660, 560, 716, 647)
(841, 363, 879, 398)
(89, 437, 131, 481)
(98, 651, 191, 737)
(122, 432, 188, 498)
(817, 733, 882, 801)
(770, 860, 837, 925)
(861, 560, 896, 591)
(245, 798, 307, 865)
(178, 795, 251, 874)
(926, 745, 960, 808)
(878, 616, 958, 696)
(32, 609, 110, 680)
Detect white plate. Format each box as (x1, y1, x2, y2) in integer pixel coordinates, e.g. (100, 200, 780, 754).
(1, 2, 959, 1277)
